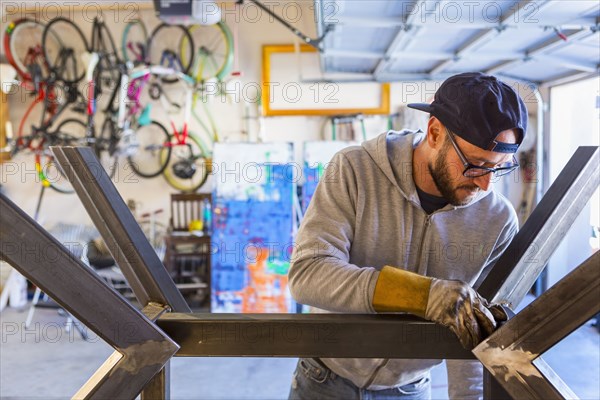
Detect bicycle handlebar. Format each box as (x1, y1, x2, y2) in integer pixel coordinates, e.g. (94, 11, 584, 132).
(130, 65, 195, 86)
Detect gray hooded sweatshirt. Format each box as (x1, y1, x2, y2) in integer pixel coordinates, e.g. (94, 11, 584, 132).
(289, 131, 518, 397)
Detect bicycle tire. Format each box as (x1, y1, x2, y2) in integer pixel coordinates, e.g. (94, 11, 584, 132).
(147, 23, 194, 83)
(121, 20, 148, 65)
(4, 18, 60, 81)
(160, 132, 210, 192)
(181, 22, 234, 83)
(97, 117, 119, 178)
(45, 118, 88, 193)
(89, 20, 121, 113)
(127, 120, 171, 178)
(35, 150, 75, 194)
(42, 17, 89, 83)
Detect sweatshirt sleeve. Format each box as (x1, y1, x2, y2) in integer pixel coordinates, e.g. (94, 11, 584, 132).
(288, 152, 379, 313)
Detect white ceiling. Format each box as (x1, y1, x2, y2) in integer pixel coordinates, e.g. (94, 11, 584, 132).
(314, 0, 600, 84)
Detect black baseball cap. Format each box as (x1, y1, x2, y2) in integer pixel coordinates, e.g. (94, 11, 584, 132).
(407, 72, 527, 153)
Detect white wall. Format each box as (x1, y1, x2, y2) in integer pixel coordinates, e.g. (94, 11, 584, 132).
(0, 1, 536, 229)
(546, 76, 600, 289)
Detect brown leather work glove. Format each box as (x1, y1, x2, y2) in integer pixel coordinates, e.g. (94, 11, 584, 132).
(372, 267, 507, 349)
(425, 278, 507, 349)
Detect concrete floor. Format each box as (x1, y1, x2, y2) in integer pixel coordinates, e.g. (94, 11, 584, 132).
(1, 302, 598, 399)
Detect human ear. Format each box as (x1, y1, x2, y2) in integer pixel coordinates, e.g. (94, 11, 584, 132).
(426, 117, 442, 149)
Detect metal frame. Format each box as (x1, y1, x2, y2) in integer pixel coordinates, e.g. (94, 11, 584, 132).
(0, 194, 179, 399)
(156, 313, 473, 359)
(51, 146, 190, 312)
(1, 144, 598, 399)
(477, 146, 599, 307)
(474, 251, 600, 399)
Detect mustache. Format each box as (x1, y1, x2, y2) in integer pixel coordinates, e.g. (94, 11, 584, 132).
(457, 185, 479, 192)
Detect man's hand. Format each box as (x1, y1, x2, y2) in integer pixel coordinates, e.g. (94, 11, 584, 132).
(425, 279, 507, 349)
(372, 266, 507, 349)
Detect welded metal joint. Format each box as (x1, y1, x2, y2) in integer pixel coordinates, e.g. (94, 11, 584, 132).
(475, 251, 600, 400)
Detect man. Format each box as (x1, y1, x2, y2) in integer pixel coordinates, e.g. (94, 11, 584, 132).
(288, 72, 527, 399)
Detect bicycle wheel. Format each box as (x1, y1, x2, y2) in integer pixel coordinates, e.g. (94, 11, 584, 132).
(42, 17, 89, 83)
(35, 150, 74, 194)
(147, 24, 193, 83)
(127, 120, 171, 178)
(160, 133, 210, 192)
(43, 118, 88, 193)
(97, 117, 119, 178)
(182, 22, 234, 83)
(4, 18, 60, 81)
(89, 20, 121, 113)
(121, 20, 148, 65)
(52, 118, 88, 146)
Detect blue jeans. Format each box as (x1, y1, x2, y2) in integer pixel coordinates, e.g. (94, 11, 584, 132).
(288, 358, 431, 400)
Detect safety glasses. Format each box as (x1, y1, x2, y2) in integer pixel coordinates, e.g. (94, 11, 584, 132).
(445, 128, 519, 178)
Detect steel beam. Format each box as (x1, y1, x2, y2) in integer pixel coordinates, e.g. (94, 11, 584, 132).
(474, 251, 600, 399)
(477, 146, 599, 307)
(484, 368, 512, 400)
(0, 194, 179, 399)
(51, 146, 190, 312)
(157, 313, 474, 359)
(141, 364, 170, 400)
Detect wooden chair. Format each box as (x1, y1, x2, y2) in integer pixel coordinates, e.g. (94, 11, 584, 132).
(164, 193, 212, 305)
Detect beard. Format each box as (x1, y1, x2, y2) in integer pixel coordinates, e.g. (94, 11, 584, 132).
(428, 142, 479, 206)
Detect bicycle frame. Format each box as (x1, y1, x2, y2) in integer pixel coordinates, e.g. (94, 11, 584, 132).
(82, 52, 101, 146)
(131, 66, 200, 147)
(121, 20, 148, 65)
(16, 79, 81, 150)
(160, 50, 184, 74)
(126, 42, 146, 64)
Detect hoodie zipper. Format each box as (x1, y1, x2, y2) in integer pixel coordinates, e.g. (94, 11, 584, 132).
(363, 214, 433, 389)
(363, 212, 444, 389)
(415, 214, 433, 274)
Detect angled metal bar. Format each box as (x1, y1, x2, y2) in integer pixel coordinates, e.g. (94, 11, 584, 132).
(157, 313, 475, 359)
(51, 146, 190, 312)
(474, 251, 600, 400)
(478, 146, 599, 307)
(484, 368, 512, 400)
(0, 194, 179, 399)
(141, 365, 170, 400)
